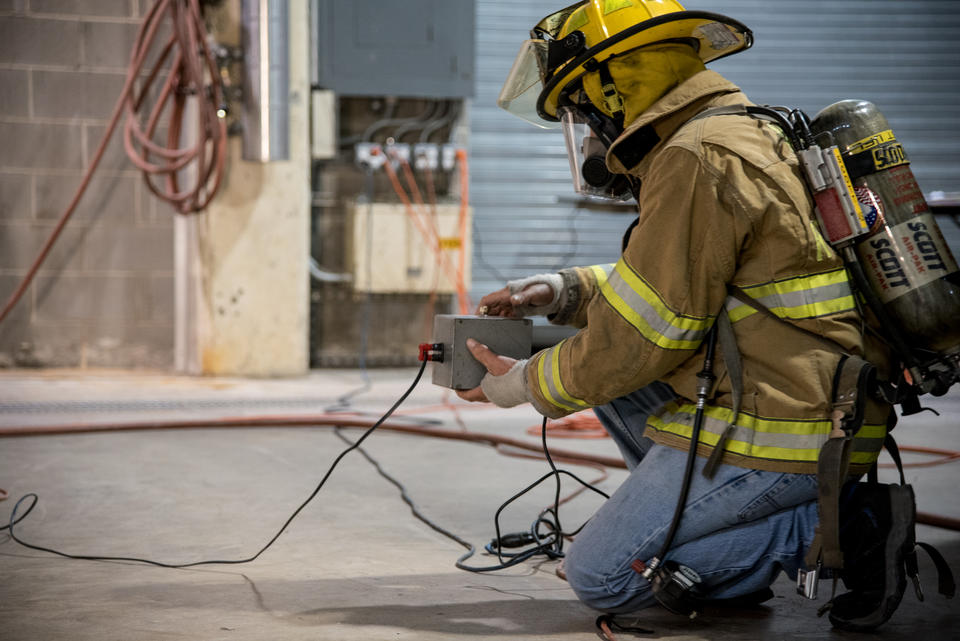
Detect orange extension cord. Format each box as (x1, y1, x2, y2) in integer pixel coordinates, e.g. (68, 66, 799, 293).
(379, 147, 473, 314)
(0, 0, 226, 327)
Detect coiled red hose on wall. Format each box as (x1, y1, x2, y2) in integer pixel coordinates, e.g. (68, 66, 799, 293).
(0, 0, 226, 327)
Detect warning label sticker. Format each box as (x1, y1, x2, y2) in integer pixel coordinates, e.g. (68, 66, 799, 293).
(859, 213, 959, 303)
(696, 22, 739, 50)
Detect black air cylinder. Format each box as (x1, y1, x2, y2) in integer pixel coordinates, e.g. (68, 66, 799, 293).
(811, 100, 960, 358)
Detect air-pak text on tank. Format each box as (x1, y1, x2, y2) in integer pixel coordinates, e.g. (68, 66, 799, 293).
(859, 214, 960, 303)
(906, 221, 948, 273)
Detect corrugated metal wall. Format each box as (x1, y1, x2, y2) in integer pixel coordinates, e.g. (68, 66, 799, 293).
(470, 0, 960, 298)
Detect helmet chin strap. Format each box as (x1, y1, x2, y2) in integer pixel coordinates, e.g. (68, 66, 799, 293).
(582, 58, 626, 131)
(558, 79, 623, 147)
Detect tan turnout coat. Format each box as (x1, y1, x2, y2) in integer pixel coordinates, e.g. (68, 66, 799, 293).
(524, 70, 887, 475)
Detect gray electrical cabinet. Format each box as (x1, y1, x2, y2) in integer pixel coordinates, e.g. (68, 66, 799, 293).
(314, 0, 475, 98)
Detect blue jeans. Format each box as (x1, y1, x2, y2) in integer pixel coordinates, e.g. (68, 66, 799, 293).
(564, 385, 819, 612)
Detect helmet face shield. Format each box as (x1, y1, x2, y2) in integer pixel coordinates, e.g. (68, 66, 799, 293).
(559, 107, 630, 201)
(497, 40, 557, 128)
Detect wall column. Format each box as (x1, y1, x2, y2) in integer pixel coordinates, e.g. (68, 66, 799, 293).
(177, 1, 310, 376)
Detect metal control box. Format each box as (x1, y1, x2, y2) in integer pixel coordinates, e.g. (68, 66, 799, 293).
(431, 315, 532, 390)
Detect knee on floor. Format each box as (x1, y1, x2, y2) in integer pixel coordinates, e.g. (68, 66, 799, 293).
(563, 549, 655, 613)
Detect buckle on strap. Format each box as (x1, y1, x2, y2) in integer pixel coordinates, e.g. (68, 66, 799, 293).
(805, 355, 878, 571)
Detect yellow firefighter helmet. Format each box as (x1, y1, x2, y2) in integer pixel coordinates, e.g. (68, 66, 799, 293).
(498, 0, 753, 126)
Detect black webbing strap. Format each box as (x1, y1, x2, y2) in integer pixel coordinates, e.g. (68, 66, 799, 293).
(807, 433, 853, 569)
(728, 285, 878, 571)
(885, 433, 957, 600)
(728, 285, 853, 356)
(915, 542, 957, 598)
(703, 311, 743, 479)
(804, 354, 875, 570)
(883, 432, 907, 486)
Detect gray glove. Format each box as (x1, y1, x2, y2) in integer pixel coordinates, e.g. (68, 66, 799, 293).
(506, 273, 566, 317)
(479, 359, 530, 408)
(479, 356, 571, 419)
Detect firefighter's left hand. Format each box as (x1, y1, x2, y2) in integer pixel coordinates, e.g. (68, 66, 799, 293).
(456, 339, 520, 403)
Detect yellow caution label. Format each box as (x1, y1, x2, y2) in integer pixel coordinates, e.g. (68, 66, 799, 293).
(439, 237, 461, 250)
(872, 143, 907, 171)
(847, 129, 896, 155)
(832, 147, 866, 230)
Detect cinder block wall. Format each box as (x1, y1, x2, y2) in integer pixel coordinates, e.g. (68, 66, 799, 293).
(0, 1, 174, 369)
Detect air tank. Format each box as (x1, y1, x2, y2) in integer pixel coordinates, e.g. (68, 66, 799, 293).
(811, 100, 960, 359)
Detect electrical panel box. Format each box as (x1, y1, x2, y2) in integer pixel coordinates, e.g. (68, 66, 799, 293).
(431, 315, 533, 390)
(347, 201, 472, 294)
(314, 0, 475, 98)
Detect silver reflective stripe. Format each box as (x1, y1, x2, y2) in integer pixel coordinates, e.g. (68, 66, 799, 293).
(726, 269, 856, 322)
(535, 342, 587, 412)
(654, 406, 829, 452)
(751, 281, 853, 317)
(601, 262, 711, 350)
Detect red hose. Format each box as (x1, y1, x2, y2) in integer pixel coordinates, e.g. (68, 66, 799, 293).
(2, 416, 957, 531)
(0, 415, 627, 470)
(0, 0, 226, 327)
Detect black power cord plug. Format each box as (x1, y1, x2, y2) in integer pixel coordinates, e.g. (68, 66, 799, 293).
(488, 531, 536, 549)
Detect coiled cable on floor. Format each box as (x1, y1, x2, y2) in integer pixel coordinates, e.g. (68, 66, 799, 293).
(0, 0, 226, 327)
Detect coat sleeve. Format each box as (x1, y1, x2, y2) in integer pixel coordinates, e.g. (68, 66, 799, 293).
(549, 263, 617, 328)
(525, 144, 745, 418)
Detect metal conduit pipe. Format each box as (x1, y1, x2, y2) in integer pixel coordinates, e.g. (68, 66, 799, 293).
(242, 0, 290, 161)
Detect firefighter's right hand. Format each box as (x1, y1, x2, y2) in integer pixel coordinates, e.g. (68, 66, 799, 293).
(476, 273, 563, 318)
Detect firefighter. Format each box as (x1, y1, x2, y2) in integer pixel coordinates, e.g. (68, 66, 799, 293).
(458, 0, 899, 627)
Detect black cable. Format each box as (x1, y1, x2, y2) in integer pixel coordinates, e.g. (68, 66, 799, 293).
(2, 360, 428, 568)
(338, 413, 607, 575)
(541, 415, 564, 553)
(467, 416, 610, 572)
(0, 492, 34, 532)
(332, 427, 476, 552)
(652, 325, 717, 564)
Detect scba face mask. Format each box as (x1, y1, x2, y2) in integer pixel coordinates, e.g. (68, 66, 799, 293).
(558, 107, 631, 201)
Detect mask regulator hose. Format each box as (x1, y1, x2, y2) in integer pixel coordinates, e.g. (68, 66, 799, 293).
(639, 325, 718, 616)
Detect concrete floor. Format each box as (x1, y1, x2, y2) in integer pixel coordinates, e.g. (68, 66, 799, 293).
(1, 367, 958, 641)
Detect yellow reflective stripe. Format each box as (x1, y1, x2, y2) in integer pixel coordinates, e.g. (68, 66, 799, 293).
(730, 268, 855, 322)
(850, 450, 882, 465)
(726, 301, 755, 322)
(552, 357, 591, 409)
(600, 260, 712, 351)
(855, 422, 886, 439)
(535, 343, 587, 412)
(615, 262, 712, 331)
(647, 412, 822, 461)
(589, 263, 615, 287)
(764, 294, 856, 320)
(744, 269, 847, 299)
(535, 350, 573, 412)
(648, 402, 886, 463)
(697, 404, 828, 435)
(810, 220, 832, 262)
